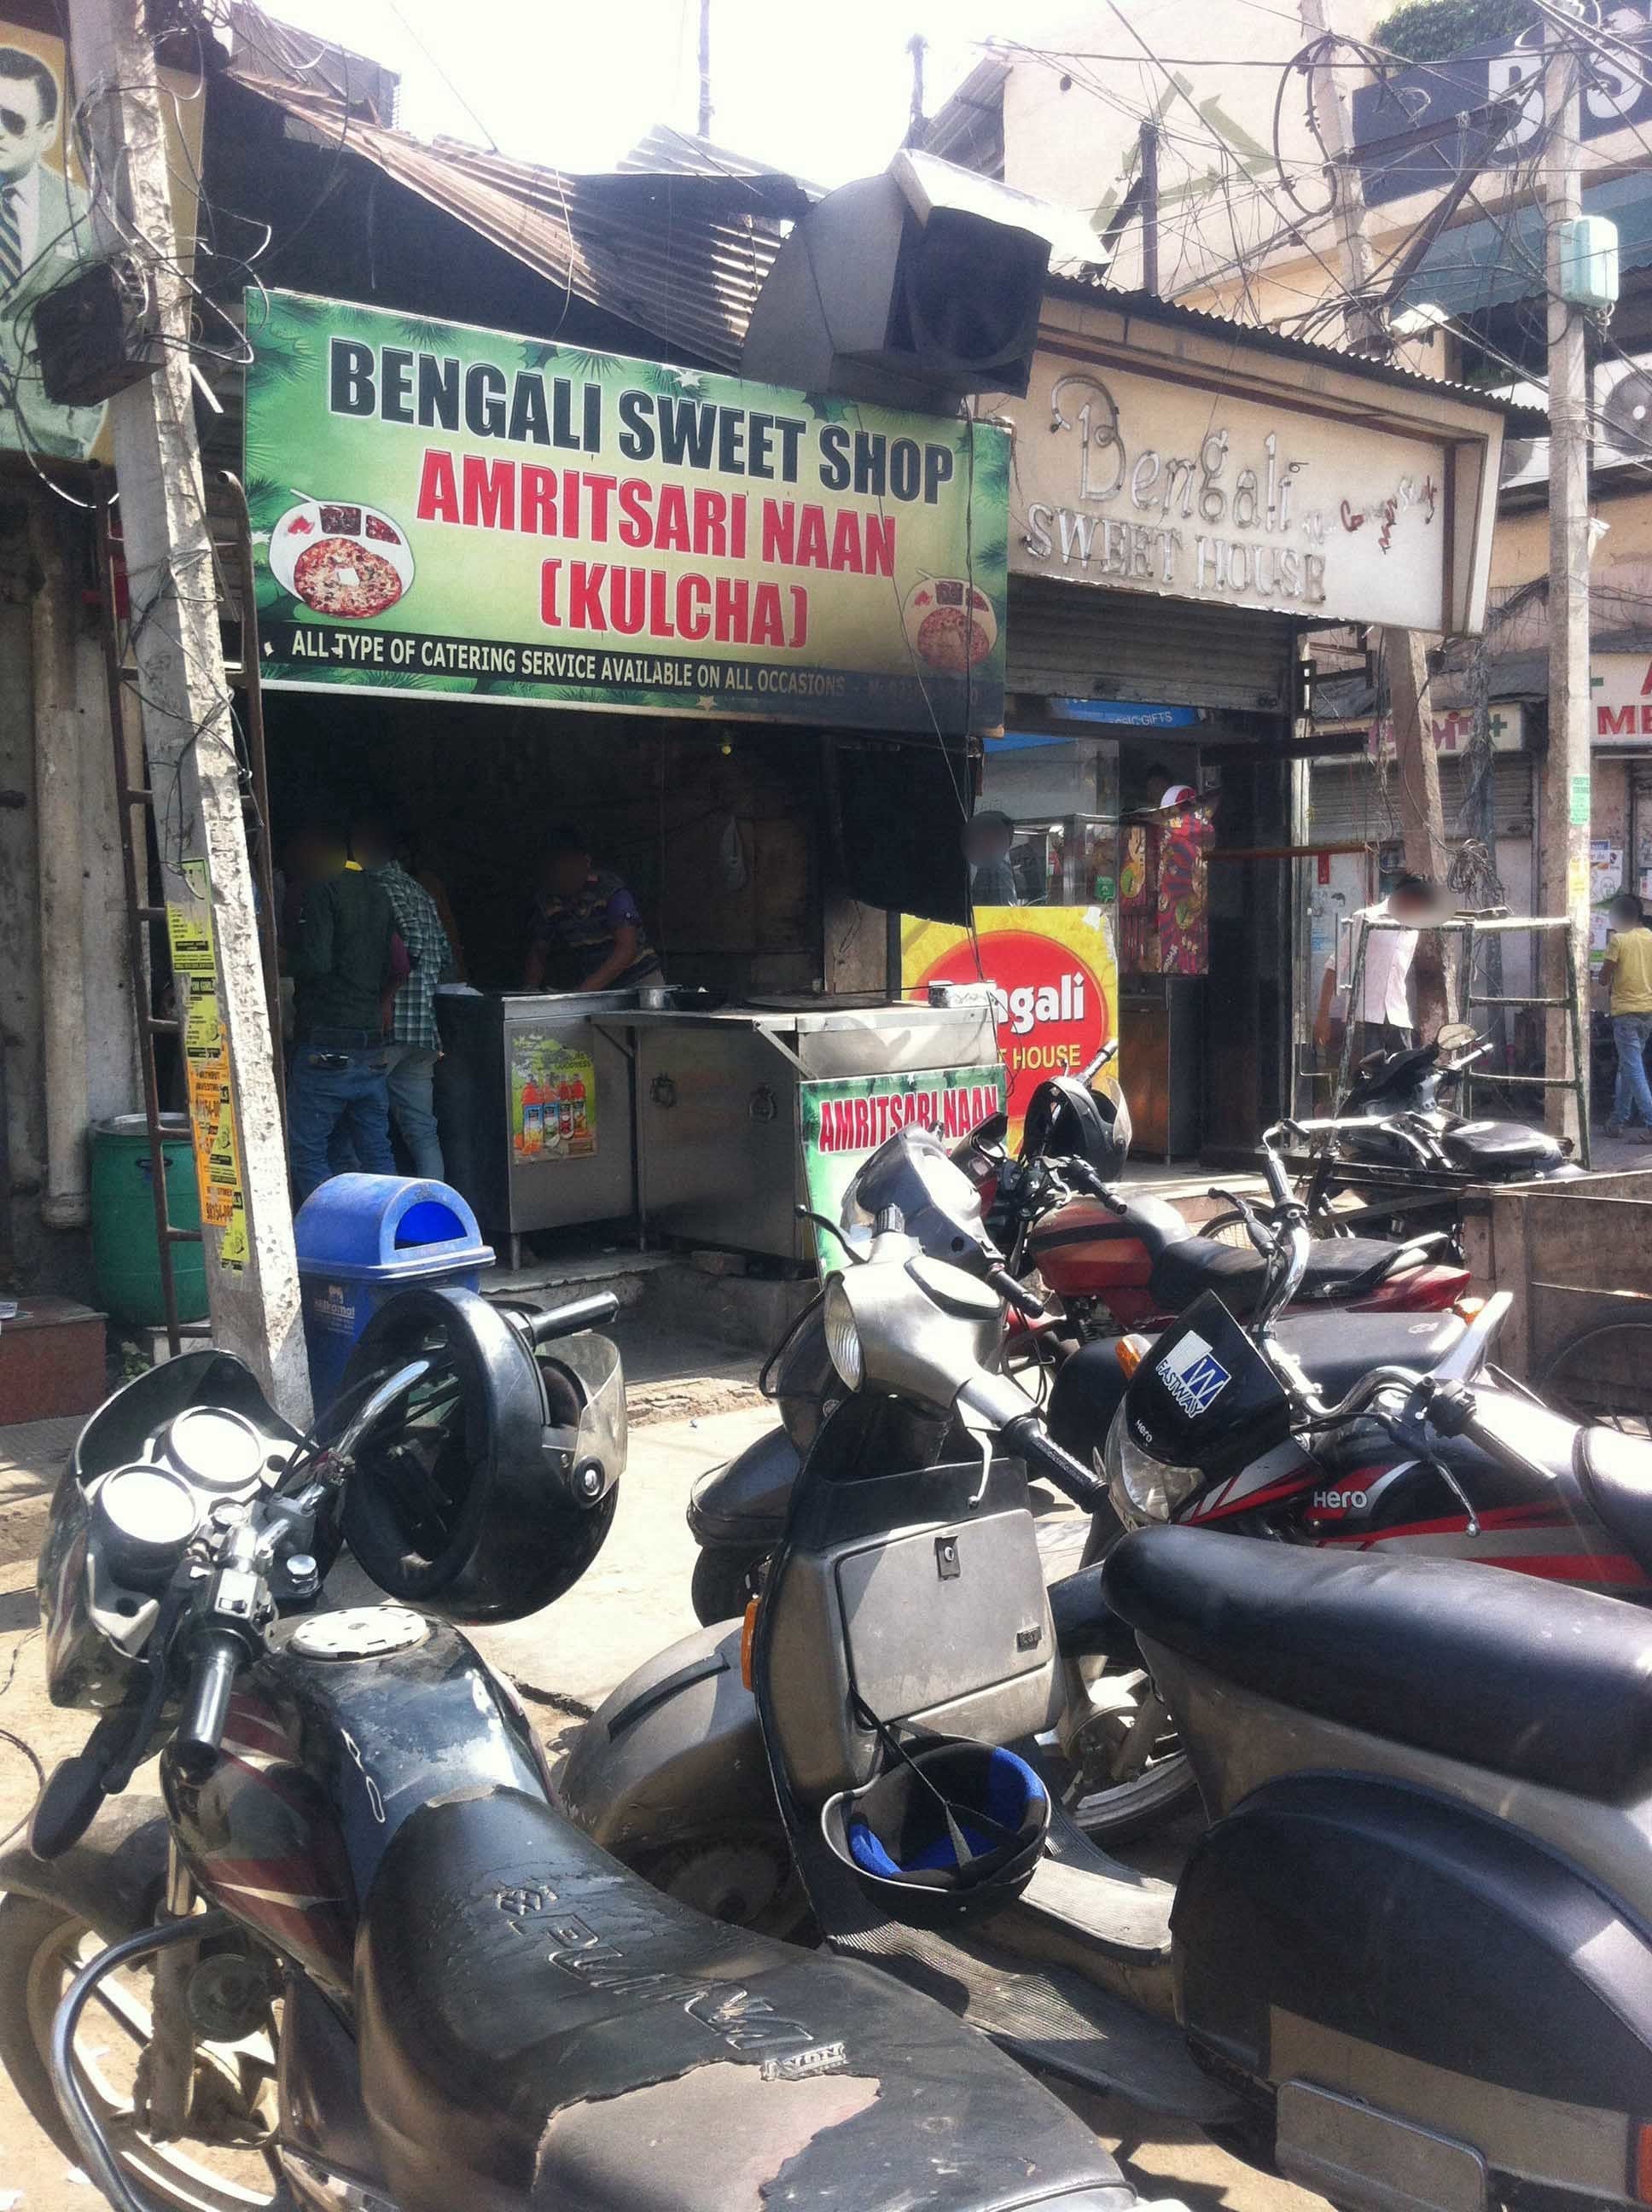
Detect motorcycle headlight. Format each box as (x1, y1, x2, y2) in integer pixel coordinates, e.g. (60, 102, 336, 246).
(1102, 1409, 1201, 1524)
(822, 1277, 863, 1391)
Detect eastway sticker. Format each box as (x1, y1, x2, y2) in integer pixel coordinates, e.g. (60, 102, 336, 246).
(1159, 1330, 1231, 1417)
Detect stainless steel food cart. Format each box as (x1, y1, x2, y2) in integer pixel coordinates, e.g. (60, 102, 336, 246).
(435, 988, 639, 1266)
(630, 996, 999, 1266)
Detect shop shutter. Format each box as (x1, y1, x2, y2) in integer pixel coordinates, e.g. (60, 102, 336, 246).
(1006, 575, 1297, 714)
(1311, 750, 1533, 847)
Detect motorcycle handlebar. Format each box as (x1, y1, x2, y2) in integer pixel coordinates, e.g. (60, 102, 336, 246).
(1001, 1413, 1107, 1511)
(986, 1264, 1047, 1318)
(173, 1630, 244, 1782)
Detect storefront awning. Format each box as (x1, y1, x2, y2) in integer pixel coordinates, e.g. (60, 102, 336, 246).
(1393, 175, 1652, 323)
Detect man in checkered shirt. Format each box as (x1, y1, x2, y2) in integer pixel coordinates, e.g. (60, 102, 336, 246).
(352, 812, 457, 1179)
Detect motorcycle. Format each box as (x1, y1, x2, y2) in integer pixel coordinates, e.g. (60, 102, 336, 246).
(0, 1286, 1158, 2212)
(687, 1082, 1471, 1628)
(573, 1214, 1652, 2212)
(1296, 1022, 1581, 1237)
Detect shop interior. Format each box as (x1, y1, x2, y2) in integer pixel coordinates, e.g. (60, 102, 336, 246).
(978, 712, 1296, 1166)
(259, 694, 996, 1266)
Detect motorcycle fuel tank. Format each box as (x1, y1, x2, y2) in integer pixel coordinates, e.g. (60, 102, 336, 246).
(161, 1607, 550, 1992)
(1025, 1192, 1190, 1298)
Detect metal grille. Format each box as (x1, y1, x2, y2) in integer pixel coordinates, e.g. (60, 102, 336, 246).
(1005, 575, 1298, 714)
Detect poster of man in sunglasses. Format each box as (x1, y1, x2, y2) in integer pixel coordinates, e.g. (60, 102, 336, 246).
(0, 38, 102, 460)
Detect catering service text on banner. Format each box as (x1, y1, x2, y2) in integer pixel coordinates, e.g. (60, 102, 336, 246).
(900, 906, 1120, 1150)
(244, 290, 1008, 732)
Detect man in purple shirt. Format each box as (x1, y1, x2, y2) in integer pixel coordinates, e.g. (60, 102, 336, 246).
(522, 825, 664, 993)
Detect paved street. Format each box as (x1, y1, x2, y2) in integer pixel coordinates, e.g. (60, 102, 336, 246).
(0, 1402, 1318, 2212)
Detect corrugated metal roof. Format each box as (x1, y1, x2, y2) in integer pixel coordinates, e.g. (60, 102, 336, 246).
(619, 125, 826, 202)
(1044, 274, 1548, 434)
(227, 69, 807, 370)
(922, 58, 1009, 176)
(225, 3, 399, 125)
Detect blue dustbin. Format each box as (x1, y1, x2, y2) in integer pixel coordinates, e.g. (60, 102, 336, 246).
(294, 1174, 495, 1412)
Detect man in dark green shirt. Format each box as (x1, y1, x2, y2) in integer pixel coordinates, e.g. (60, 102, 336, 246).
(287, 859, 405, 1201)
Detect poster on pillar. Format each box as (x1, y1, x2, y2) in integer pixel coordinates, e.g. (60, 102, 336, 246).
(899, 907, 1120, 1150)
(0, 21, 202, 464)
(242, 289, 1007, 733)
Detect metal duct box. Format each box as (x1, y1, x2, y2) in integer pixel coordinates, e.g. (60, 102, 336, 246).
(35, 259, 164, 407)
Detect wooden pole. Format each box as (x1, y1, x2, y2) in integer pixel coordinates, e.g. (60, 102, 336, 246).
(68, 0, 311, 1419)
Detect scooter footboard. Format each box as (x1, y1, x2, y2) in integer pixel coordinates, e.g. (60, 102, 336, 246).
(1174, 1773, 1652, 2203)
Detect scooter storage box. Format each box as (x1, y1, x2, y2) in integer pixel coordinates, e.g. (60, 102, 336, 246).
(765, 1454, 1060, 1801)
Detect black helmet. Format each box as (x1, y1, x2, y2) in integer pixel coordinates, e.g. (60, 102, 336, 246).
(1021, 1074, 1131, 1179)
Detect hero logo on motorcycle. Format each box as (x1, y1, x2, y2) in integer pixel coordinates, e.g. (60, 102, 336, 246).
(1158, 1330, 1231, 1416)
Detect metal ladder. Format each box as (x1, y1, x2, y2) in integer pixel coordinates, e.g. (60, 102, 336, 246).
(92, 476, 285, 1354)
(1336, 913, 1592, 1171)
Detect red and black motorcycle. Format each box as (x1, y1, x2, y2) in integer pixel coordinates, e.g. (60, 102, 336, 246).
(1025, 1124, 1652, 1837)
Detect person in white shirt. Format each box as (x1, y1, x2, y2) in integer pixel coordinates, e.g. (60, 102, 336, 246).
(0, 46, 102, 459)
(1313, 874, 1446, 1065)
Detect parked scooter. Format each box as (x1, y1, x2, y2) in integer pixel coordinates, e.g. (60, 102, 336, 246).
(1301, 1023, 1581, 1230)
(0, 1289, 1155, 2212)
(573, 1219, 1652, 2211)
(688, 1094, 1472, 1627)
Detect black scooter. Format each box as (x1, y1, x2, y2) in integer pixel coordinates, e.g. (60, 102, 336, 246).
(0, 1284, 1177, 2212)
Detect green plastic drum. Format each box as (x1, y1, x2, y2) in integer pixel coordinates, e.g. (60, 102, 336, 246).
(90, 1115, 209, 1325)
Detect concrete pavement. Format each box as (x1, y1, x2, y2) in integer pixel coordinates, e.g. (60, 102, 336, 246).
(0, 1400, 1318, 2212)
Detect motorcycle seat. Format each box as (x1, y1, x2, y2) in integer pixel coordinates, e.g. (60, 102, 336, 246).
(1147, 1233, 1415, 1318)
(1438, 1121, 1563, 1176)
(1575, 1427, 1652, 1576)
(1104, 1526, 1652, 1803)
(356, 1784, 1134, 2212)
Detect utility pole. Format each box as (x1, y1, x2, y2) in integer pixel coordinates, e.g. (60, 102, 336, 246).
(69, 0, 311, 1418)
(1138, 121, 1160, 293)
(698, 0, 713, 141)
(907, 35, 928, 148)
(1299, 0, 1451, 1033)
(1539, 5, 1591, 1145)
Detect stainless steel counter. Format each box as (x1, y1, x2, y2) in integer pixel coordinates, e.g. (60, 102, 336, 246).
(435, 992, 1001, 1267)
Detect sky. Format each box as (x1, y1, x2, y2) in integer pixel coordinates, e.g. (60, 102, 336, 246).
(247, 0, 1018, 185)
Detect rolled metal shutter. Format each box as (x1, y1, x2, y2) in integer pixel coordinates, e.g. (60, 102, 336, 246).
(1310, 751, 1533, 846)
(1006, 575, 1297, 714)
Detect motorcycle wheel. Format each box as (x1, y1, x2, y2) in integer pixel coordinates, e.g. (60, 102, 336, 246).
(1057, 1682, 1201, 1845)
(0, 1894, 286, 2212)
(690, 1545, 766, 1627)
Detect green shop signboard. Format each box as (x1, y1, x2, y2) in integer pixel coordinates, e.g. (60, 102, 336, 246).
(243, 289, 1008, 733)
(800, 1066, 1006, 1277)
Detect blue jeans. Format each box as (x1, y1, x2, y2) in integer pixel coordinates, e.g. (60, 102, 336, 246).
(1613, 1014, 1652, 1128)
(386, 1045, 445, 1179)
(288, 1030, 396, 1202)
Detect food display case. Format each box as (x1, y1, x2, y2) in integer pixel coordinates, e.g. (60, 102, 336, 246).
(434, 989, 639, 1266)
(631, 997, 1000, 1266)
